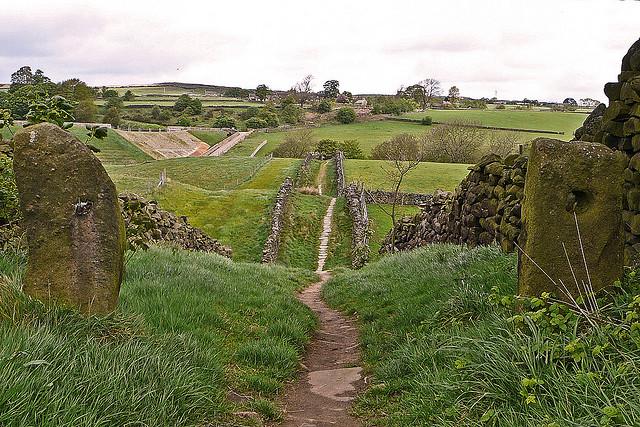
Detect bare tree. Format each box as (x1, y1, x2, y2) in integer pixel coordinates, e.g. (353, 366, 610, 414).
(487, 131, 523, 157)
(418, 78, 441, 109)
(370, 134, 424, 252)
(294, 74, 314, 107)
(423, 120, 487, 163)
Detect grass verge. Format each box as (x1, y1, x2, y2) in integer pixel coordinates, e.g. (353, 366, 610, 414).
(0, 247, 317, 425)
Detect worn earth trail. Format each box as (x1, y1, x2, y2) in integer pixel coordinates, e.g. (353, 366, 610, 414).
(277, 197, 364, 427)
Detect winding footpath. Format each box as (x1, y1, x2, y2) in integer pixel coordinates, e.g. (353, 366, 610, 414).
(279, 196, 363, 427)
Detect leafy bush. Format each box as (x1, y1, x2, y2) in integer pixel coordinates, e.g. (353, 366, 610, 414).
(335, 107, 356, 124)
(245, 117, 268, 129)
(103, 107, 121, 128)
(316, 139, 338, 157)
(316, 100, 332, 114)
(240, 107, 260, 121)
(338, 139, 364, 159)
(0, 155, 20, 226)
(280, 104, 303, 125)
(173, 94, 202, 114)
(420, 116, 432, 125)
(273, 129, 314, 158)
(370, 96, 418, 115)
(176, 116, 192, 127)
(213, 115, 236, 128)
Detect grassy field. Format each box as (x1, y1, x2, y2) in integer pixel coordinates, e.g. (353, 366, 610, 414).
(0, 247, 317, 425)
(367, 204, 420, 260)
(278, 193, 330, 270)
(345, 159, 470, 194)
(95, 99, 264, 108)
(242, 121, 428, 157)
(403, 109, 586, 140)
(227, 138, 269, 157)
(106, 157, 299, 262)
(189, 130, 227, 147)
(324, 245, 640, 425)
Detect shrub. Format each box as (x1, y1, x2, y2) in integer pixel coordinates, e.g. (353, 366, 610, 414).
(150, 105, 161, 120)
(316, 139, 338, 157)
(421, 116, 433, 125)
(245, 117, 268, 129)
(74, 100, 97, 123)
(280, 104, 303, 124)
(273, 129, 315, 158)
(371, 134, 424, 161)
(370, 97, 418, 115)
(213, 115, 236, 128)
(316, 100, 332, 114)
(102, 107, 121, 127)
(177, 116, 191, 127)
(423, 121, 486, 163)
(173, 94, 202, 114)
(336, 107, 356, 124)
(495, 104, 506, 110)
(257, 110, 279, 127)
(240, 107, 260, 121)
(338, 139, 364, 159)
(0, 155, 20, 227)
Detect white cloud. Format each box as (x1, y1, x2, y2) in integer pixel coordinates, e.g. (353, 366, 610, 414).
(0, 0, 638, 101)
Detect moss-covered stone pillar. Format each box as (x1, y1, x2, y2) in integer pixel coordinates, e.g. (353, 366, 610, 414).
(518, 138, 627, 299)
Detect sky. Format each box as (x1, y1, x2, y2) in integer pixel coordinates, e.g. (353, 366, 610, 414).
(0, 0, 638, 102)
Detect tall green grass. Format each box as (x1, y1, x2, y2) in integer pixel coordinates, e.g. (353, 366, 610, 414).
(324, 245, 640, 426)
(0, 247, 317, 425)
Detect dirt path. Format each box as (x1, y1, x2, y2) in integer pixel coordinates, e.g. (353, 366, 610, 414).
(316, 161, 328, 196)
(278, 197, 363, 427)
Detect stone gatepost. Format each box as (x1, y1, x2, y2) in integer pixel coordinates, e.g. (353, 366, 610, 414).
(518, 138, 627, 299)
(13, 123, 125, 314)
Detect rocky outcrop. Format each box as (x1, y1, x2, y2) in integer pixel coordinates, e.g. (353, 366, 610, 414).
(262, 176, 294, 263)
(519, 138, 626, 298)
(381, 153, 528, 254)
(118, 193, 232, 257)
(364, 190, 431, 206)
(345, 183, 369, 268)
(12, 123, 125, 314)
(335, 151, 346, 196)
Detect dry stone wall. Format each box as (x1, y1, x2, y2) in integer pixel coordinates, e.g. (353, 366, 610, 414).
(595, 38, 640, 265)
(364, 190, 432, 206)
(345, 183, 370, 268)
(381, 153, 528, 254)
(119, 193, 232, 257)
(262, 176, 294, 263)
(335, 151, 346, 196)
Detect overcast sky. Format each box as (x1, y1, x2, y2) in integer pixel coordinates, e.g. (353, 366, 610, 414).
(1, 0, 638, 101)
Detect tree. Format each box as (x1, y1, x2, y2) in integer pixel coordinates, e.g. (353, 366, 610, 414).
(317, 99, 332, 113)
(487, 131, 522, 157)
(563, 97, 577, 105)
(423, 120, 486, 163)
(316, 139, 339, 157)
(245, 117, 268, 129)
(174, 94, 193, 111)
(101, 88, 119, 99)
(123, 90, 135, 101)
(224, 87, 249, 98)
(323, 80, 340, 99)
(273, 129, 315, 158)
(74, 100, 97, 122)
(58, 78, 95, 101)
(338, 139, 364, 159)
(280, 104, 303, 124)
(337, 91, 353, 104)
(151, 105, 162, 119)
(213, 114, 236, 128)
(293, 74, 314, 107)
(336, 107, 356, 124)
(413, 78, 441, 109)
(255, 84, 270, 101)
(371, 134, 425, 252)
(103, 107, 121, 127)
(32, 69, 52, 85)
(10, 66, 34, 89)
(448, 86, 460, 104)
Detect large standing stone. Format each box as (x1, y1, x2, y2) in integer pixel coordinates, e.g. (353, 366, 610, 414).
(518, 138, 626, 299)
(13, 123, 125, 314)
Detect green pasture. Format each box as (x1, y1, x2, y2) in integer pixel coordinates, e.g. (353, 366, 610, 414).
(189, 130, 228, 147)
(344, 159, 470, 194)
(403, 109, 586, 140)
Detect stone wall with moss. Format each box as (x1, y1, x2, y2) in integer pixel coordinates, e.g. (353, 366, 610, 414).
(380, 153, 527, 254)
